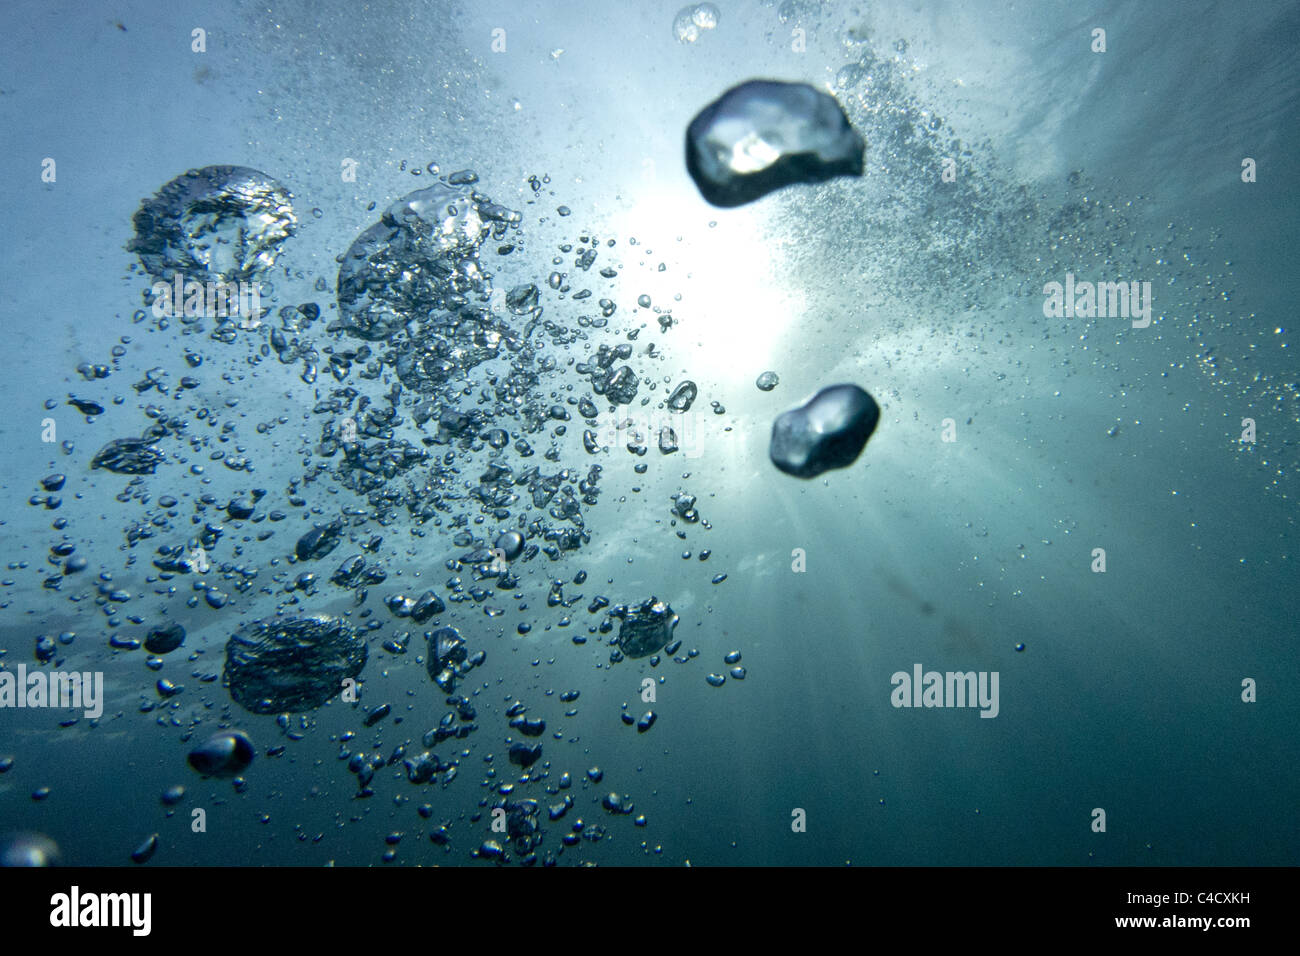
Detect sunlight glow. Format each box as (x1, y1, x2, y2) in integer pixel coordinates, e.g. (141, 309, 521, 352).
(614, 186, 801, 381)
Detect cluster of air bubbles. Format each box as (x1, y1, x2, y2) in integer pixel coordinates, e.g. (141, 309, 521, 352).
(26, 132, 773, 867)
(673, 3, 720, 43)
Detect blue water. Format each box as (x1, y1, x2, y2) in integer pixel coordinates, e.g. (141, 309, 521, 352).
(0, 0, 1296, 866)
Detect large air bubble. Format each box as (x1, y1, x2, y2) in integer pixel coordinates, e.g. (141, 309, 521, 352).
(333, 182, 521, 347)
(333, 181, 525, 393)
(769, 384, 880, 478)
(686, 80, 865, 207)
(187, 731, 256, 778)
(615, 597, 679, 658)
(223, 615, 367, 714)
(127, 165, 297, 283)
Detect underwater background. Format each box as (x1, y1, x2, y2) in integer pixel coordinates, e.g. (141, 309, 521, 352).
(0, 0, 1296, 866)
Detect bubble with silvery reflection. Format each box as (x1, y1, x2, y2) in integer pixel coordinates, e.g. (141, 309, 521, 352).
(333, 180, 524, 393)
(127, 165, 297, 283)
(333, 181, 515, 341)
